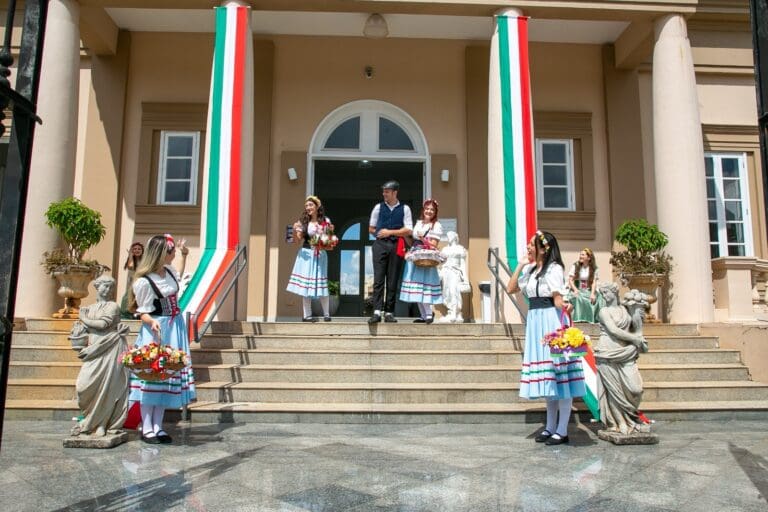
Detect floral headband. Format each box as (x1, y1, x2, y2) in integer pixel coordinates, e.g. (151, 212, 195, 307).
(583, 248, 593, 257)
(423, 198, 439, 208)
(535, 230, 550, 251)
(305, 195, 322, 207)
(163, 234, 175, 253)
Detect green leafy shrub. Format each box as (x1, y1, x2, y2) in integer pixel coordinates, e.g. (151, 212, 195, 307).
(42, 197, 108, 274)
(328, 280, 340, 296)
(609, 219, 673, 275)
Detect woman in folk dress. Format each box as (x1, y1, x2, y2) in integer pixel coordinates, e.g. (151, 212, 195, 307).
(127, 234, 195, 444)
(507, 230, 585, 445)
(286, 195, 334, 322)
(566, 247, 604, 323)
(399, 199, 443, 323)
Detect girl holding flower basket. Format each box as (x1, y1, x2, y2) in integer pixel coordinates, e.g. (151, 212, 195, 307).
(127, 234, 196, 444)
(400, 198, 443, 323)
(507, 231, 586, 445)
(287, 196, 337, 322)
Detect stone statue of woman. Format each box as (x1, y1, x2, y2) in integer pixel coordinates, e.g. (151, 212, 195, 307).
(68, 275, 130, 440)
(594, 283, 654, 439)
(439, 231, 470, 323)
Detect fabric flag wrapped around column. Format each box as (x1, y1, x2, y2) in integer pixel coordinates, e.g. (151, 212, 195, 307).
(488, 12, 537, 270)
(180, 4, 253, 334)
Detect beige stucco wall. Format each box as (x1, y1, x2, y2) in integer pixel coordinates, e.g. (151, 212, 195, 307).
(700, 323, 768, 384)
(267, 35, 469, 319)
(115, 31, 214, 299)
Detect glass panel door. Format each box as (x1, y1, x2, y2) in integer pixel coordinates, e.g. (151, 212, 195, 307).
(704, 153, 753, 258)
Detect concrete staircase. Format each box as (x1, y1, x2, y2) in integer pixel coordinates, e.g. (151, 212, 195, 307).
(6, 318, 768, 423)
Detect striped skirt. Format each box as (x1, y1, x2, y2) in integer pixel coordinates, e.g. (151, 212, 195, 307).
(520, 305, 586, 400)
(399, 261, 443, 304)
(286, 247, 328, 298)
(128, 313, 196, 409)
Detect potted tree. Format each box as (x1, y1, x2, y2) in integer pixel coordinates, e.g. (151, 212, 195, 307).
(609, 219, 673, 319)
(41, 197, 108, 318)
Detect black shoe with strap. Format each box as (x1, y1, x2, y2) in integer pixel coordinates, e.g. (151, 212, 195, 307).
(368, 313, 382, 324)
(545, 434, 569, 446)
(384, 313, 397, 323)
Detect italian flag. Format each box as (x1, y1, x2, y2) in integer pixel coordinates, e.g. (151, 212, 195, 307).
(491, 15, 537, 269)
(582, 346, 601, 421)
(180, 5, 252, 335)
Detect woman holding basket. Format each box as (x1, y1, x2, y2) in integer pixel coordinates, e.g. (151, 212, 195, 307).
(507, 231, 585, 445)
(286, 195, 336, 322)
(400, 198, 443, 323)
(127, 234, 195, 444)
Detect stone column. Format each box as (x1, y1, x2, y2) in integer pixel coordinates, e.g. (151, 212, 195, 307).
(652, 14, 714, 323)
(488, 7, 535, 322)
(15, 0, 81, 317)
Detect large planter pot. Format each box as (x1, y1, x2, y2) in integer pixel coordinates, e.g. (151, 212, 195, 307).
(619, 272, 667, 322)
(51, 265, 101, 319)
(311, 295, 340, 317)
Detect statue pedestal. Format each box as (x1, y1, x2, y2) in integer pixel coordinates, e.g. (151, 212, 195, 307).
(598, 430, 659, 445)
(63, 431, 128, 449)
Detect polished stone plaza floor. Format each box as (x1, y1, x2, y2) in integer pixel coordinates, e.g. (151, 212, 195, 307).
(0, 419, 766, 511)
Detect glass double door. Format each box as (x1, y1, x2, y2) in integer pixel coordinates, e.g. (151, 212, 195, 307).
(314, 160, 423, 316)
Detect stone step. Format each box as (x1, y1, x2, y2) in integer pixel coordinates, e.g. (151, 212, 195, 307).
(191, 363, 749, 384)
(11, 331, 720, 351)
(7, 360, 750, 383)
(9, 345, 742, 365)
(19, 318, 701, 337)
(12, 379, 768, 403)
(6, 398, 768, 423)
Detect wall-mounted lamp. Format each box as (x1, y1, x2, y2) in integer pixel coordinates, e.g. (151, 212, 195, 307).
(287, 167, 298, 181)
(440, 169, 450, 182)
(363, 13, 389, 39)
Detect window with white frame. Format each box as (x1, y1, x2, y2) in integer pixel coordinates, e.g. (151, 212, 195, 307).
(535, 139, 575, 211)
(705, 152, 753, 258)
(157, 131, 200, 205)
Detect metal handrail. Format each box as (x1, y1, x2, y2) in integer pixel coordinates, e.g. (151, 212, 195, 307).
(186, 245, 248, 343)
(487, 247, 526, 323)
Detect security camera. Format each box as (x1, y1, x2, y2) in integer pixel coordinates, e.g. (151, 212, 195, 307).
(364, 66, 373, 79)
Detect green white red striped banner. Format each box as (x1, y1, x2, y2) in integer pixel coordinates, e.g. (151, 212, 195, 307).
(492, 15, 537, 269)
(582, 345, 601, 421)
(180, 5, 249, 332)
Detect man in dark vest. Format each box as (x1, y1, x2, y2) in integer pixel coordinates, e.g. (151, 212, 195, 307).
(368, 180, 413, 323)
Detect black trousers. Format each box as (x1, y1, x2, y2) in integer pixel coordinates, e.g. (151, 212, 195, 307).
(371, 238, 403, 313)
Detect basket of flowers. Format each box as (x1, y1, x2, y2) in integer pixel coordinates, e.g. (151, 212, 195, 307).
(309, 220, 339, 253)
(120, 342, 189, 381)
(543, 325, 591, 359)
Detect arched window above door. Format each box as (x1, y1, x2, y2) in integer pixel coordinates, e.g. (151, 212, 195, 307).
(311, 100, 428, 158)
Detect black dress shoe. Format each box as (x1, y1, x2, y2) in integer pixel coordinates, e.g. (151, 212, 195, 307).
(425, 316, 434, 324)
(141, 434, 161, 445)
(545, 435, 569, 446)
(323, 316, 332, 322)
(368, 314, 382, 324)
(302, 316, 318, 323)
(534, 430, 552, 443)
(384, 313, 397, 323)
(413, 318, 426, 323)
(156, 431, 173, 444)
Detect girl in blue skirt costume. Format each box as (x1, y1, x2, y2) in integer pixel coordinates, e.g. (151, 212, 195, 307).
(287, 196, 334, 322)
(400, 198, 443, 323)
(128, 234, 196, 444)
(507, 230, 585, 445)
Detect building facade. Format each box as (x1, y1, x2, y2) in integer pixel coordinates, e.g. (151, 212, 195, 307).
(5, 0, 766, 323)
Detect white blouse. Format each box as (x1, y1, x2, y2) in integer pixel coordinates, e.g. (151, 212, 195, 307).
(305, 217, 331, 237)
(518, 263, 566, 299)
(413, 220, 443, 242)
(132, 266, 181, 314)
(569, 265, 598, 290)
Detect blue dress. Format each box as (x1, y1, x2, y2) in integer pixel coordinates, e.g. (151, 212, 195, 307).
(128, 267, 196, 408)
(518, 263, 586, 400)
(286, 219, 330, 298)
(400, 220, 443, 304)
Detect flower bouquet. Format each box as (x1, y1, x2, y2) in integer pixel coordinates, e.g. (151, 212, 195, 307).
(543, 325, 591, 359)
(309, 221, 339, 253)
(120, 342, 189, 381)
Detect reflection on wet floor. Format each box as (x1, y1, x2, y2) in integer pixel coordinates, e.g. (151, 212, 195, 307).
(0, 420, 766, 511)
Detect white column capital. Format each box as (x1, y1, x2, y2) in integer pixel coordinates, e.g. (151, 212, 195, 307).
(494, 7, 524, 18)
(654, 13, 688, 41)
(220, 0, 252, 7)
